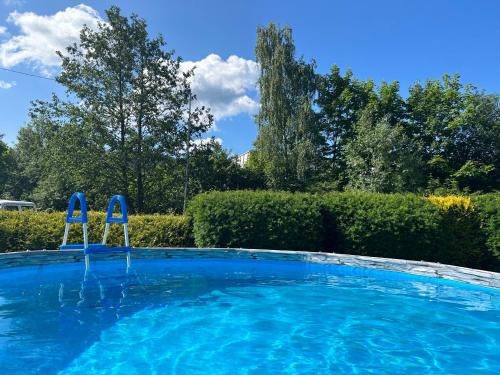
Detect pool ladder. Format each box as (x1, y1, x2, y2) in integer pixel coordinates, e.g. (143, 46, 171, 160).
(60, 192, 132, 269)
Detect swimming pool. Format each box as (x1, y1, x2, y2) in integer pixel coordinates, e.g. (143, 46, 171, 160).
(0, 252, 499, 374)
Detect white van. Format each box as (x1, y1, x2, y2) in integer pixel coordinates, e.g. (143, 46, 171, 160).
(0, 200, 36, 211)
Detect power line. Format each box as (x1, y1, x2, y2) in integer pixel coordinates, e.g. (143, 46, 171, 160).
(0, 67, 57, 81)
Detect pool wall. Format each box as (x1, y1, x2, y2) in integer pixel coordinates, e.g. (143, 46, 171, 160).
(0, 248, 498, 289)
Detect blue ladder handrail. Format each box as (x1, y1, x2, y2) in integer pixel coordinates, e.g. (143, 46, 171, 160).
(105, 195, 128, 224)
(66, 192, 88, 224)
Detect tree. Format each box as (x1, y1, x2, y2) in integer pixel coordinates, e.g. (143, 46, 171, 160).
(0, 135, 15, 197)
(254, 23, 321, 190)
(11, 98, 113, 209)
(345, 110, 424, 193)
(144, 140, 263, 213)
(187, 140, 260, 195)
(369, 81, 406, 126)
(316, 67, 406, 188)
(55, 6, 211, 212)
(407, 74, 499, 191)
(446, 90, 499, 191)
(316, 66, 374, 183)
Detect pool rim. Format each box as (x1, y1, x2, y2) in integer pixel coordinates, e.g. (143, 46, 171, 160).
(0, 247, 498, 290)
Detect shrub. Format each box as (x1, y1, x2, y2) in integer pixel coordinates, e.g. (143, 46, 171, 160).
(0, 211, 192, 252)
(187, 191, 323, 251)
(189, 190, 500, 271)
(323, 192, 497, 270)
(427, 195, 489, 269)
(127, 214, 194, 248)
(472, 193, 500, 264)
(322, 192, 442, 262)
(427, 195, 473, 210)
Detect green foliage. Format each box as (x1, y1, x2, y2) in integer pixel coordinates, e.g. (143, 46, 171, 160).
(3, 20, 499, 217)
(407, 75, 500, 191)
(313, 67, 500, 194)
(187, 191, 324, 251)
(316, 65, 374, 173)
(58, 6, 211, 213)
(322, 192, 441, 261)
(305, 180, 343, 194)
(143, 140, 264, 214)
(452, 161, 496, 191)
(0, 135, 15, 197)
(326, 192, 498, 270)
(254, 23, 321, 190)
(187, 140, 264, 196)
(11, 100, 115, 210)
(127, 214, 193, 247)
(367, 81, 406, 126)
(426, 195, 487, 268)
(0, 211, 192, 252)
(315, 68, 406, 187)
(344, 110, 424, 193)
(188, 191, 500, 271)
(472, 193, 500, 261)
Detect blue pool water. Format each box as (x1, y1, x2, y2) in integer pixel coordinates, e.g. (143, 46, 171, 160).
(0, 258, 499, 374)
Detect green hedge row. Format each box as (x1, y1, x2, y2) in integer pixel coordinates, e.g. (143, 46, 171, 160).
(1, 191, 498, 272)
(472, 193, 500, 262)
(322, 193, 489, 269)
(187, 191, 324, 251)
(188, 191, 500, 271)
(0, 211, 193, 251)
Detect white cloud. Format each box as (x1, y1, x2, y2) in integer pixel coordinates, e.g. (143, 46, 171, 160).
(193, 137, 222, 147)
(180, 137, 222, 153)
(0, 80, 15, 89)
(181, 54, 259, 121)
(0, 26, 7, 35)
(0, 4, 101, 73)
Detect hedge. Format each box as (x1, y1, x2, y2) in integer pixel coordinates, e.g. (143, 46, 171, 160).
(188, 191, 500, 271)
(187, 191, 324, 251)
(472, 193, 500, 262)
(322, 192, 442, 261)
(323, 193, 490, 270)
(0, 211, 193, 252)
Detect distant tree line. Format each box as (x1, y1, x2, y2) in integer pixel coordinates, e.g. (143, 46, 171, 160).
(250, 23, 499, 195)
(0, 12, 498, 213)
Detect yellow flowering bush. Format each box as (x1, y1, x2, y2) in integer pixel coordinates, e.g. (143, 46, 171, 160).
(427, 195, 474, 211)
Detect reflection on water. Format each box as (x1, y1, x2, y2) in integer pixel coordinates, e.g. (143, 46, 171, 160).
(0, 259, 498, 374)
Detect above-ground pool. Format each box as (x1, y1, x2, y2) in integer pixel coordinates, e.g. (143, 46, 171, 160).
(0, 252, 499, 374)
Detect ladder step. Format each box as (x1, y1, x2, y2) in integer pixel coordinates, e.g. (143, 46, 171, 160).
(60, 243, 103, 251)
(84, 245, 132, 254)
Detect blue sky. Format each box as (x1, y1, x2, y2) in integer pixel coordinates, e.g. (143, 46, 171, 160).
(0, 0, 499, 154)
